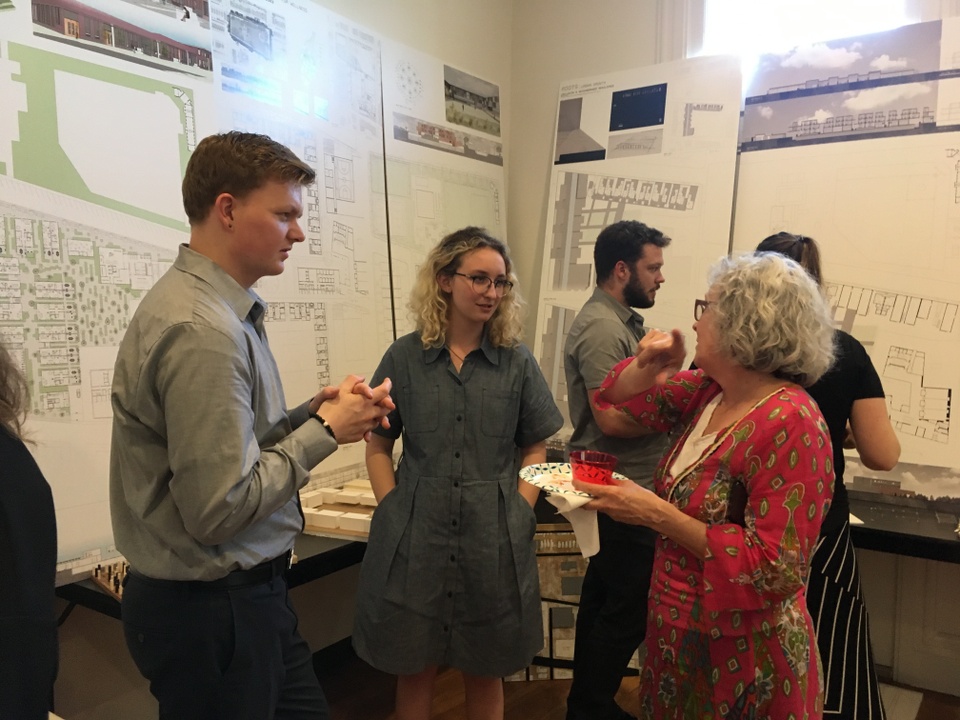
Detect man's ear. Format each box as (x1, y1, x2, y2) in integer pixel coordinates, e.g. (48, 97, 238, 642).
(213, 193, 236, 230)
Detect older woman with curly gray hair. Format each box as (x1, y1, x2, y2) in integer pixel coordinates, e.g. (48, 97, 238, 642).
(578, 253, 836, 720)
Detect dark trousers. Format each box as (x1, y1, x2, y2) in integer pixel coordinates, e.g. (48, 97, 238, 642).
(122, 571, 329, 720)
(566, 514, 656, 720)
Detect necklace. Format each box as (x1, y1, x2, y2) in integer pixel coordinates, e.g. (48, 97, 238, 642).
(447, 346, 466, 364)
(663, 385, 785, 504)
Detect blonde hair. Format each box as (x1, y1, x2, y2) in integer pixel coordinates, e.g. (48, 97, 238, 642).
(708, 253, 835, 387)
(0, 340, 30, 441)
(409, 227, 525, 348)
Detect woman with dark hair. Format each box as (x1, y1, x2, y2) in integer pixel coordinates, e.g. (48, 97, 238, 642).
(580, 253, 836, 719)
(0, 340, 58, 719)
(757, 231, 899, 720)
(353, 227, 563, 720)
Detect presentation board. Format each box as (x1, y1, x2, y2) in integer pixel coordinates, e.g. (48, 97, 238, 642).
(731, 19, 960, 506)
(532, 54, 742, 428)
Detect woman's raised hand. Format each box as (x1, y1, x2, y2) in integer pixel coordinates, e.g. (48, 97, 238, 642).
(635, 329, 686, 385)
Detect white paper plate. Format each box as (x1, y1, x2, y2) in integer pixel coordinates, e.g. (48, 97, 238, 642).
(519, 462, 627, 498)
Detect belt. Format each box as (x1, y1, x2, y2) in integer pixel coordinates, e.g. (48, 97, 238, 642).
(128, 550, 292, 591)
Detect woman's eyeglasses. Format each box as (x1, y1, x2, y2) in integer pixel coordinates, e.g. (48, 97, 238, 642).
(453, 272, 514, 296)
(694, 299, 714, 320)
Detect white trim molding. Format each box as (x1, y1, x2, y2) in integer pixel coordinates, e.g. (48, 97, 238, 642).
(655, 0, 706, 62)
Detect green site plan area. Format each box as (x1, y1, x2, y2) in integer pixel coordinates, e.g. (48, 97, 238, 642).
(9, 42, 195, 229)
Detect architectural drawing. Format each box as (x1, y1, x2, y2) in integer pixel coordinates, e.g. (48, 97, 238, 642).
(373, 154, 504, 334)
(733, 18, 960, 478)
(827, 283, 958, 334)
(739, 22, 960, 151)
(32, 0, 213, 77)
(537, 304, 576, 425)
(4, 42, 195, 229)
(0, 198, 177, 423)
(0, 0, 392, 578)
(884, 346, 951, 443)
(546, 171, 700, 293)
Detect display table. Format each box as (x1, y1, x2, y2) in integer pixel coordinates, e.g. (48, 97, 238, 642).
(54, 534, 366, 620)
(848, 492, 960, 564)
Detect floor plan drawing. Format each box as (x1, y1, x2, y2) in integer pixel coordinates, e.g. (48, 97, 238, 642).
(323, 138, 358, 214)
(827, 283, 958, 334)
(884, 345, 951, 444)
(0, 198, 178, 423)
(546, 170, 700, 294)
(373, 154, 504, 334)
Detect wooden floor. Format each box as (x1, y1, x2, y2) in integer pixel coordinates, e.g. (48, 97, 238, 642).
(317, 647, 960, 720)
(317, 647, 637, 720)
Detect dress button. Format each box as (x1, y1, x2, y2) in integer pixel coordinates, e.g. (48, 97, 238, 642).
(455, 451, 461, 458)
(456, 415, 462, 421)
(443, 625, 450, 632)
(453, 481, 459, 488)
(447, 591, 453, 598)
(450, 554, 456, 562)
(452, 519, 458, 527)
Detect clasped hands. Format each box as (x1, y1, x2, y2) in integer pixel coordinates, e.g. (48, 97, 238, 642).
(309, 375, 395, 444)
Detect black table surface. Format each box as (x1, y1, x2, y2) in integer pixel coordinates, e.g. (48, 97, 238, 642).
(55, 534, 366, 620)
(534, 486, 960, 565)
(848, 495, 960, 564)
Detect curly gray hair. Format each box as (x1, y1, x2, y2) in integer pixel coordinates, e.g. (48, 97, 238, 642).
(707, 253, 835, 387)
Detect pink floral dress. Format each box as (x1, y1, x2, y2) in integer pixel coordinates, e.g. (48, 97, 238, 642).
(596, 365, 833, 720)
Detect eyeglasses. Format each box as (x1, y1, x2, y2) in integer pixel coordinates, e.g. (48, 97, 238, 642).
(453, 272, 514, 296)
(694, 298, 714, 320)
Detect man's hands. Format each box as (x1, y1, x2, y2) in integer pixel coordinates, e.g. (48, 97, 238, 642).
(311, 375, 395, 444)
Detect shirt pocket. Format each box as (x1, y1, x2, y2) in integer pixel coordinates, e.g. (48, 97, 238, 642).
(481, 389, 519, 438)
(401, 384, 440, 434)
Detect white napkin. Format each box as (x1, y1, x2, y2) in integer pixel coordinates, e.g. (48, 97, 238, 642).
(545, 492, 599, 557)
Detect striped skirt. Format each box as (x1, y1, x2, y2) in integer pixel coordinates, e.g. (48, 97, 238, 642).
(807, 520, 887, 720)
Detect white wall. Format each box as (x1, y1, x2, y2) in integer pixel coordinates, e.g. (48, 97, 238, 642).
(508, 0, 660, 340)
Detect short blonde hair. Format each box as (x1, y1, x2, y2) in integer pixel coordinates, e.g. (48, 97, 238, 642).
(708, 253, 835, 386)
(409, 227, 525, 348)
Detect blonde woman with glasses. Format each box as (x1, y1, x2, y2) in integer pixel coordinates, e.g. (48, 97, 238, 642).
(353, 227, 562, 720)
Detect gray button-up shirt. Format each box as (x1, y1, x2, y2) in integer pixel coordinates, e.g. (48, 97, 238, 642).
(563, 287, 667, 488)
(374, 330, 563, 472)
(110, 245, 336, 581)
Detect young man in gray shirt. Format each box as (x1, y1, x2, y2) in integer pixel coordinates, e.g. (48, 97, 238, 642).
(563, 220, 670, 720)
(110, 132, 393, 720)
